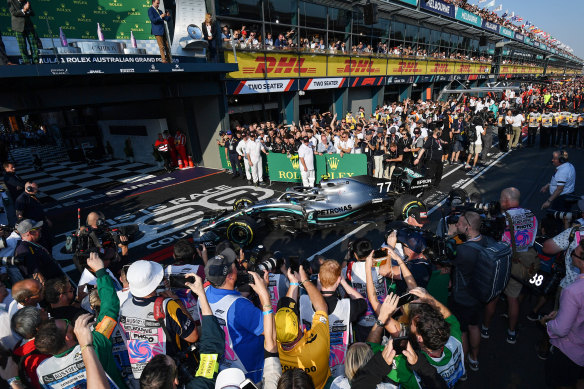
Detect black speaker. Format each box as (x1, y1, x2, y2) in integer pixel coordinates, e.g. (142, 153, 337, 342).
(479, 36, 488, 46)
(363, 3, 378, 25)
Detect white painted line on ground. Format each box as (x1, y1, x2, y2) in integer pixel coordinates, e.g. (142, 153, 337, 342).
(427, 149, 512, 215)
(306, 223, 370, 261)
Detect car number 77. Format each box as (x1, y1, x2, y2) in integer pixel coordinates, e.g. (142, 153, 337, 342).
(377, 182, 391, 193)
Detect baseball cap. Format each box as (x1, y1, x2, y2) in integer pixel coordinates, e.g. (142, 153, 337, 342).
(214, 368, 245, 389)
(15, 219, 43, 235)
(226, 130, 232, 135)
(205, 254, 236, 286)
(127, 260, 164, 298)
(275, 297, 300, 343)
(396, 229, 427, 254)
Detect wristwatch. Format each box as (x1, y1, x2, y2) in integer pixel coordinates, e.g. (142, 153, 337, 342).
(375, 318, 385, 327)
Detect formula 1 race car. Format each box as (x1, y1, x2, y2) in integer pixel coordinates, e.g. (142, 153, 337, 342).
(193, 175, 428, 247)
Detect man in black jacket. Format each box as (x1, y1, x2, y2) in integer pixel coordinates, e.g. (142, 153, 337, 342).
(2, 162, 24, 202)
(8, 0, 39, 64)
(0, 30, 11, 65)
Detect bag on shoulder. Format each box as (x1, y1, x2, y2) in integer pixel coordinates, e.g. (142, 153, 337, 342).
(465, 237, 512, 303)
(467, 127, 478, 143)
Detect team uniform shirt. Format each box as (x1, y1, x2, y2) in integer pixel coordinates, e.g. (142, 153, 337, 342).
(298, 143, 315, 171)
(569, 114, 579, 128)
(422, 315, 465, 388)
(336, 138, 355, 154)
(246, 140, 263, 163)
(345, 261, 387, 328)
(551, 112, 560, 127)
(205, 286, 264, 383)
(528, 113, 541, 127)
(541, 114, 553, 128)
(550, 162, 576, 196)
(502, 208, 538, 252)
(278, 311, 331, 389)
(559, 112, 571, 125)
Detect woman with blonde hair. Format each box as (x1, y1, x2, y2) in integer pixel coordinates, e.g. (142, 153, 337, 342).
(330, 342, 397, 388)
(202, 13, 217, 60)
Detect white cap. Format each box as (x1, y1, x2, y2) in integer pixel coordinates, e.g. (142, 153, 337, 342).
(214, 368, 245, 389)
(127, 260, 164, 298)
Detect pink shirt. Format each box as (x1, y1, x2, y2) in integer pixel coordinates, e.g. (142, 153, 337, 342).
(547, 276, 584, 366)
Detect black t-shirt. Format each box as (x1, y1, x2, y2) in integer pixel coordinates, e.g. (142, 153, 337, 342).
(14, 240, 64, 280)
(372, 135, 386, 156)
(422, 137, 443, 161)
(394, 258, 432, 295)
(15, 193, 45, 222)
(49, 306, 86, 322)
(3, 172, 24, 201)
(323, 294, 368, 324)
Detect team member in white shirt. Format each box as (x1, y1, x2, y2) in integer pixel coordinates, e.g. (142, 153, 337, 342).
(510, 110, 525, 149)
(541, 150, 576, 211)
(236, 132, 252, 183)
(246, 132, 266, 186)
(298, 136, 315, 187)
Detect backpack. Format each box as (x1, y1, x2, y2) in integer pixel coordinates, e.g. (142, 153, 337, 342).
(465, 237, 512, 303)
(467, 126, 478, 143)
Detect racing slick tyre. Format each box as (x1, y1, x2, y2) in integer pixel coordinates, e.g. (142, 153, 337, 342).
(393, 194, 427, 222)
(233, 194, 258, 211)
(226, 216, 258, 246)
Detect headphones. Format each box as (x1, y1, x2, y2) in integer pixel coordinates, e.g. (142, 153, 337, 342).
(558, 150, 569, 164)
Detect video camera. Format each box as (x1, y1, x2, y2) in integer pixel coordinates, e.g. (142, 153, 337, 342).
(0, 256, 24, 267)
(65, 224, 139, 268)
(385, 223, 458, 264)
(0, 225, 13, 250)
(445, 200, 505, 240)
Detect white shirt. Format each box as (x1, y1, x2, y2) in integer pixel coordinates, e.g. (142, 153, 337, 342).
(473, 126, 484, 145)
(246, 140, 262, 162)
(235, 138, 249, 157)
(512, 114, 524, 127)
(550, 162, 576, 195)
(298, 143, 315, 171)
(337, 138, 354, 154)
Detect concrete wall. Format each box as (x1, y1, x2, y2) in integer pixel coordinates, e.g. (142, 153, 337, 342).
(349, 88, 372, 117)
(98, 119, 168, 164)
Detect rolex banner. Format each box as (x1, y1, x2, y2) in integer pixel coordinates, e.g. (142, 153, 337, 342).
(267, 152, 367, 184)
(0, 0, 151, 41)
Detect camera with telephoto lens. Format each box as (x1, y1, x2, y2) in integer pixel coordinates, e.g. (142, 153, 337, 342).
(546, 209, 583, 222)
(446, 201, 505, 240)
(0, 256, 24, 267)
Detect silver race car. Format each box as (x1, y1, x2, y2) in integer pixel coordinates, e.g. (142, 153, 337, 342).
(193, 175, 427, 247)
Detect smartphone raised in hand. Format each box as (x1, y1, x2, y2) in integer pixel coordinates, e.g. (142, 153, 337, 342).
(391, 335, 409, 354)
(168, 275, 196, 289)
(397, 292, 417, 308)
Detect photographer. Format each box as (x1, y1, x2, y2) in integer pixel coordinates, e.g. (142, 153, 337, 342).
(77, 244, 124, 310)
(450, 211, 485, 373)
(35, 252, 127, 389)
(540, 150, 576, 211)
(139, 273, 227, 389)
(482, 187, 538, 344)
(15, 182, 52, 251)
(44, 276, 84, 322)
(119, 260, 200, 387)
(204, 253, 265, 383)
(14, 219, 63, 283)
(414, 128, 443, 187)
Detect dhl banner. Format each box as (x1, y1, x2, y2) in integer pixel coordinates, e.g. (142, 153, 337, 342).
(225, 52, 491, 79)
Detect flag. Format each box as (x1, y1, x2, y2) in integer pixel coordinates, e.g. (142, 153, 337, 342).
(510, 11, 515, 18)
(478, 0, 487, 3)
(97, 23, 105, 41)
(59, 27, 68, 47)
(525, 20, 531, 27)
(485, 0, 495, 7)
(502, 10, 508, 17)
(494, 4, 502, 12)
(130, 31, 137, 48)
(515, 16, 523, 22)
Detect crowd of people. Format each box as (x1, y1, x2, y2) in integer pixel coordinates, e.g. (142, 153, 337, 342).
(443, 0, 576, 60)
(0, 78, 579, 389)
(220, 25, 494, 63)
(220, 79, 584, 191)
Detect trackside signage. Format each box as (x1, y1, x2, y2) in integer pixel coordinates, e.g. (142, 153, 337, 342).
(231, 79, 296, 94)
(455, 7, 482, 27)
(420, 0, 455, 18)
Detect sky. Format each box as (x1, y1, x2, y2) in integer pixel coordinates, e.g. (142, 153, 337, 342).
(466, 0, 584, 61)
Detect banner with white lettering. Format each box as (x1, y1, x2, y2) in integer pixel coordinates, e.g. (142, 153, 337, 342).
(229, 79, 297, 95)
(302, 78, 346, 90)
(455, 7, 482, 27)
(420, 0, 455, 18)
(482, 20, 499, 34)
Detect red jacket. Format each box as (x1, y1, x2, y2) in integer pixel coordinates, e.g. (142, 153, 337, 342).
(13, 339, 50, 389)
